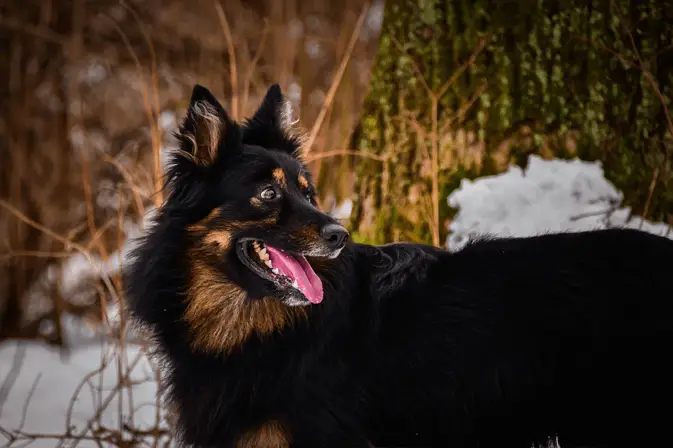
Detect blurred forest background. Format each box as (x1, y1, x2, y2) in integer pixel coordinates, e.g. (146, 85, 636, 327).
(0, 0, 383, 346)
(1, 0, 672, 445)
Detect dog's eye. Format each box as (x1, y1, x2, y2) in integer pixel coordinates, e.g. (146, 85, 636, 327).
(260, 187, 277, 201)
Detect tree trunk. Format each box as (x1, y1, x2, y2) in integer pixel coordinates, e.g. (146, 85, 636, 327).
(351, 0, 673, 246)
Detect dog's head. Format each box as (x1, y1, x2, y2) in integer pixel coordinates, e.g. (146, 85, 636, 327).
(166, 84, 348, 314)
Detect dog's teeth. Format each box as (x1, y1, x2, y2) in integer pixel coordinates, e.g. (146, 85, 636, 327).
(292, 279, 299, 289)
(253, 243, 270, 261)
(255, 245, 268, 260)
(265, 260, 273, 268)
(272, 268, 279, 275)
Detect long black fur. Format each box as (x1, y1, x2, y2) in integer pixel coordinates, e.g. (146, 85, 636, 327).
(125, 84, 673, 448)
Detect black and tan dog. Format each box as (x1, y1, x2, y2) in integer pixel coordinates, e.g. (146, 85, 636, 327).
(125, 84, 673, 448)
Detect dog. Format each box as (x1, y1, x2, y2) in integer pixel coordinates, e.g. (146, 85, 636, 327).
(125, 83, 673, 448)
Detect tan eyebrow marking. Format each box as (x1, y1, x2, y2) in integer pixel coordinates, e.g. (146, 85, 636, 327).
(272, 168, 286, 186)
(297, 174, 309, 189)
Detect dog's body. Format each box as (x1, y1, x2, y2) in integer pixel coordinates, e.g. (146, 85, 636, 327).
(125, 84, 673, 448)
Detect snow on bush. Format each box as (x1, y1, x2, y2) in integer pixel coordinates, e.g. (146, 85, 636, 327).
(446, 155, 672, 251)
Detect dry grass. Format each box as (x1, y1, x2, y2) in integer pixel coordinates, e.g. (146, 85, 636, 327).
(0, 0, 381, 342)
(0, 0, 381, 444)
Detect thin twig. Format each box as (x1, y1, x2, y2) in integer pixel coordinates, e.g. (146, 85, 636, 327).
(0, 14, 67, 44)
(570, 209, 616, 222)
(641, 167, 660, 223)
(120, 1, 164, 208)
(430, 97, 440, 247)
(67, 350, 145, 448)
(304, 149, 389, 163)
(0, 250, 73, 260)
(0, 200, 119, 304)
(392, 114, 431, 160)
(100, 152, 147, 218)
(390, 34, 432, 95)
(440, 83, 488, 135)
(611, 0, 673, 140)
(241, 20, 270, 116)
(17, 373, 42, 432)
(303, 1, 371, 156)
(63, 363, 109, 440)
(215, 1, 239, 121)
(104, 14, 164, 208)
(574, 33, 673, 140)
(0, 344, 26, 417)
(437, 36, 490, 99)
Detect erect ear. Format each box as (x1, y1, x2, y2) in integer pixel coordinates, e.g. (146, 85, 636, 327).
(176, 84, 236, 167)
(251, 84, 296, 133)
(242, 84, 303, 156)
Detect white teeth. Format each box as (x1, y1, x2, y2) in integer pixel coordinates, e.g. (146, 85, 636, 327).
(291, 279, 299, 289)
(253, 241, 270, 262)
(251, 241, 282, 274)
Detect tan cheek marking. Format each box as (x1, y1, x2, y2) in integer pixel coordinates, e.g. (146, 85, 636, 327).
(184, 253, 307, 355)
(192, 213, 279, 237)
(206, 208, 221, 220)
(226, 215, 279, 229)
(236, 420, 291, 448)
(250, 197, 262, 207)
(186, 208, 221, 232)
(204, 230, 232, 250)
(272, 168, 287, 186)
(297, 174, 309, 189)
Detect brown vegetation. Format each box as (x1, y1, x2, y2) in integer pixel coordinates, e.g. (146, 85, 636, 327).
(0, 0, 381, 346)
(0, 1, 379, 444)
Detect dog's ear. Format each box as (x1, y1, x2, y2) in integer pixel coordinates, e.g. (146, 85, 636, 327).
(251, 84, 295, 134)
(243, 84, 303, 156)
(175, 84, 239, 167)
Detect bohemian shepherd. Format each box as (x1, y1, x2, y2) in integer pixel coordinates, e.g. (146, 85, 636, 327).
(125, 84, 673, 448)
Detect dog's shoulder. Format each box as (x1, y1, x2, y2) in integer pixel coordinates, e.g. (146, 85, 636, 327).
(348, 242, 444, 300)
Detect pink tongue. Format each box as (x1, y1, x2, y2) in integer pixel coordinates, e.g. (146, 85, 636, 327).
(265, 246, 324, 304)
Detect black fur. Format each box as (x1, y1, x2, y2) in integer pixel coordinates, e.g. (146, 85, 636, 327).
(125, 84, 673, 448)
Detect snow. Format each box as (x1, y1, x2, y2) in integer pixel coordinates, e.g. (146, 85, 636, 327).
(446, 155, 672, 251)
(2, 155, 671, 446)
(0, 214, 162, 446)
(0, 339, 167, 447)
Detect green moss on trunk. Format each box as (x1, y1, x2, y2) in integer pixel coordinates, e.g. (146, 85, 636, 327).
(352, 0, 673, 245)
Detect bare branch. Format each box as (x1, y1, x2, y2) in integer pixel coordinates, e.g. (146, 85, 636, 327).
(215, 1, 239, 121)
(303, 1, 371, 156)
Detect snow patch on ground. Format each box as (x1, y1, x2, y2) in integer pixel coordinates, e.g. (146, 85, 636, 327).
(446, 155, 672, 251)
(0, 340, 167, 447)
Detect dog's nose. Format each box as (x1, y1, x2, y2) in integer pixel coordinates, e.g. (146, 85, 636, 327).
(320, 223, 349, 249)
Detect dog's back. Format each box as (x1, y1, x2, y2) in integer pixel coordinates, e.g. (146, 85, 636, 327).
(363, 228, 673, 447)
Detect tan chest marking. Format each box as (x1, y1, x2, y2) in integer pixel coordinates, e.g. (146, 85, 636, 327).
(236, 420, 290, 448)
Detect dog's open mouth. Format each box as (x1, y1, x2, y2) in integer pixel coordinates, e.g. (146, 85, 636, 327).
(236, 239, 324, 304)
